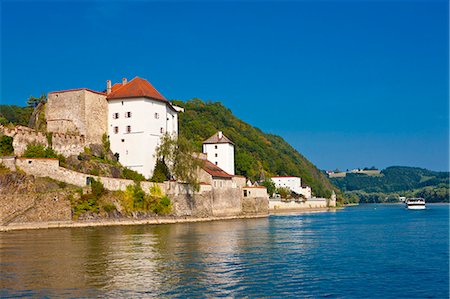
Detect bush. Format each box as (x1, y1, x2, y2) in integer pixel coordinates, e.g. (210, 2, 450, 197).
(277, 187, 291, 199)
(122, 168, 146, 182)
(23, 143, 58, 158)
(151, 159, 170, 182)
(0, 135, 14, 156)
(102, 203, 116, 213)
(151, 195, 172, 215)
(120, 183, 172, 215)
(90, 178, 105, 198)
(72, 193, 99, 218)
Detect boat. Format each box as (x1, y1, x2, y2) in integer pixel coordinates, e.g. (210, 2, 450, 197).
(405, 198, 426, 210)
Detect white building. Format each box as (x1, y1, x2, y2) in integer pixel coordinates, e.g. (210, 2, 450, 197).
(271, 176, 312, 199)
(202, 131, 235, 175)
(107, 77, 181, 178)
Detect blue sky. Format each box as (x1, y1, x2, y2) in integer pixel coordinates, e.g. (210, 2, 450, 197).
(1, 0, 448, 171)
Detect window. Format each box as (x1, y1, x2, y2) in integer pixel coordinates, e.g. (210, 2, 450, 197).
(121, 101, 124, 105)
(215, 161, 218, 165)
(155, 113, 159, 119)
(126, 126, 131, 133)
(121, 139, 124, 142)
(215, 153, 218, 157)
(113, 126, 119, 134)
(125, 111, 132, 118)
(160, 127, 164, 133)
(214, 145, 218, 149)
(113, 112, 119, 119)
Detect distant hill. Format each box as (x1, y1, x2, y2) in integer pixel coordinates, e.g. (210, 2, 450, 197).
(173, 99, 337, 198)
(330, 166, 449, 203)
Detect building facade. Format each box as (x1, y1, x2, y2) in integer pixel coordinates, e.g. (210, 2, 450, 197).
(271, 176, 312, 199)
(202, 131, 235, 175)
(47, 77, 181, 179)
(107, 77, 180, 178)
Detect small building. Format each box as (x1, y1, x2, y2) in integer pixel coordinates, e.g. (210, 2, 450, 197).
(202, 131, 235, 175)
(271, 176, 312, 199)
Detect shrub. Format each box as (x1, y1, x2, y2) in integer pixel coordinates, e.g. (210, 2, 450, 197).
(72, 193, 100, 218)
(102, 203, 116, 213)
(122, 168, 146, 182)
(151, 159, 170, 182)
(151, 195, 172, 215)
(0, 135, 14, 156)
(89, 168, 100, 176)
(23, 143, 58, 158)
(90, 178, 105, 198)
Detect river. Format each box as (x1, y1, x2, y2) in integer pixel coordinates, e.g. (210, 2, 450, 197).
(1, 204, 448, 298)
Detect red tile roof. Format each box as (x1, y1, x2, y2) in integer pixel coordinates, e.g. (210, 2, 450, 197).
(107, 77, 167, 102)
(201, 160, 233, 179)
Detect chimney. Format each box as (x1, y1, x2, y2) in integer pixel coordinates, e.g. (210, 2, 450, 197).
(218, 131, 223, 139)
(122, 78, 127, 85)
(106, 80, 111, 95)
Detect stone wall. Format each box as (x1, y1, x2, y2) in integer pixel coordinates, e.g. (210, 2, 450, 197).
(10, 157, 268, 218)
(269, 198, 329, 210)
(0, 125, 85, 157)
(52, 133, 85, 157)
(0, 187, 72, 226)
(0, 156, 16, 171)
(1, 126, 48, 156)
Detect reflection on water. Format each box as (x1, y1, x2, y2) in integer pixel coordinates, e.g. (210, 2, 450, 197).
(1, 205, 448, 298)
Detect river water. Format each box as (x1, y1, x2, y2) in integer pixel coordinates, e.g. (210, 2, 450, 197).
(1, 204, 448, 298)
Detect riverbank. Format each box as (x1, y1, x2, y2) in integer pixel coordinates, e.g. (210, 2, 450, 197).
(0, 214, 268, 232)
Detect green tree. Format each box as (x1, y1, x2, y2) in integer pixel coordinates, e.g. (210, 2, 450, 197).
(0, 136, 14, 156)
(155, 134, 202, 191)
(261, 179, 276, 197)
(277, 187, 291, 199)
(27, 94, 47, 108)
(151, 159, 171, 182)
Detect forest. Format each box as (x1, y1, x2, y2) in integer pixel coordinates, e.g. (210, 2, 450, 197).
(331, 166, 449, 203)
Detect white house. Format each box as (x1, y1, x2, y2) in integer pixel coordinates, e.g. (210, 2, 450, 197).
(107, 77, 181, 178)
(202, 131, 235, 175)
(271, 176, 312, 199)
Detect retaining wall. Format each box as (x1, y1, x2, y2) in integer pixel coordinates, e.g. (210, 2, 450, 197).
(269, 198, 329, 210)
(8, 157, 269, 217)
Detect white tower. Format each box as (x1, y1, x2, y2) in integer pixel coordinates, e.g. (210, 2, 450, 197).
(202, 131, 235, 175)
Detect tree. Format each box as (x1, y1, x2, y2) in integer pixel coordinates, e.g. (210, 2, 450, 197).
(261, 179, 276, 197)
(155, 134, 202, 191)
(151, 159, 171, 182)
(27, 94, 47, 108)
(0, 136, 14, 156)
(277, 187, 291, 199)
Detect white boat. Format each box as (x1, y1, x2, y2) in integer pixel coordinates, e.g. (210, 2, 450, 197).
(406, 198, 426, 210)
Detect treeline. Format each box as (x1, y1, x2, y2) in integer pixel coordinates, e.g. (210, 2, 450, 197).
(173, 99, 337, 198)
(0, 105, 33, 126)
(331, 166, 449, 203)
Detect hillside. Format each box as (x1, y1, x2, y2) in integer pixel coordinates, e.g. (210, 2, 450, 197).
(173, 99, 337, 198)
(1, 100, 338, 198)
(330, 166, 449, 203)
